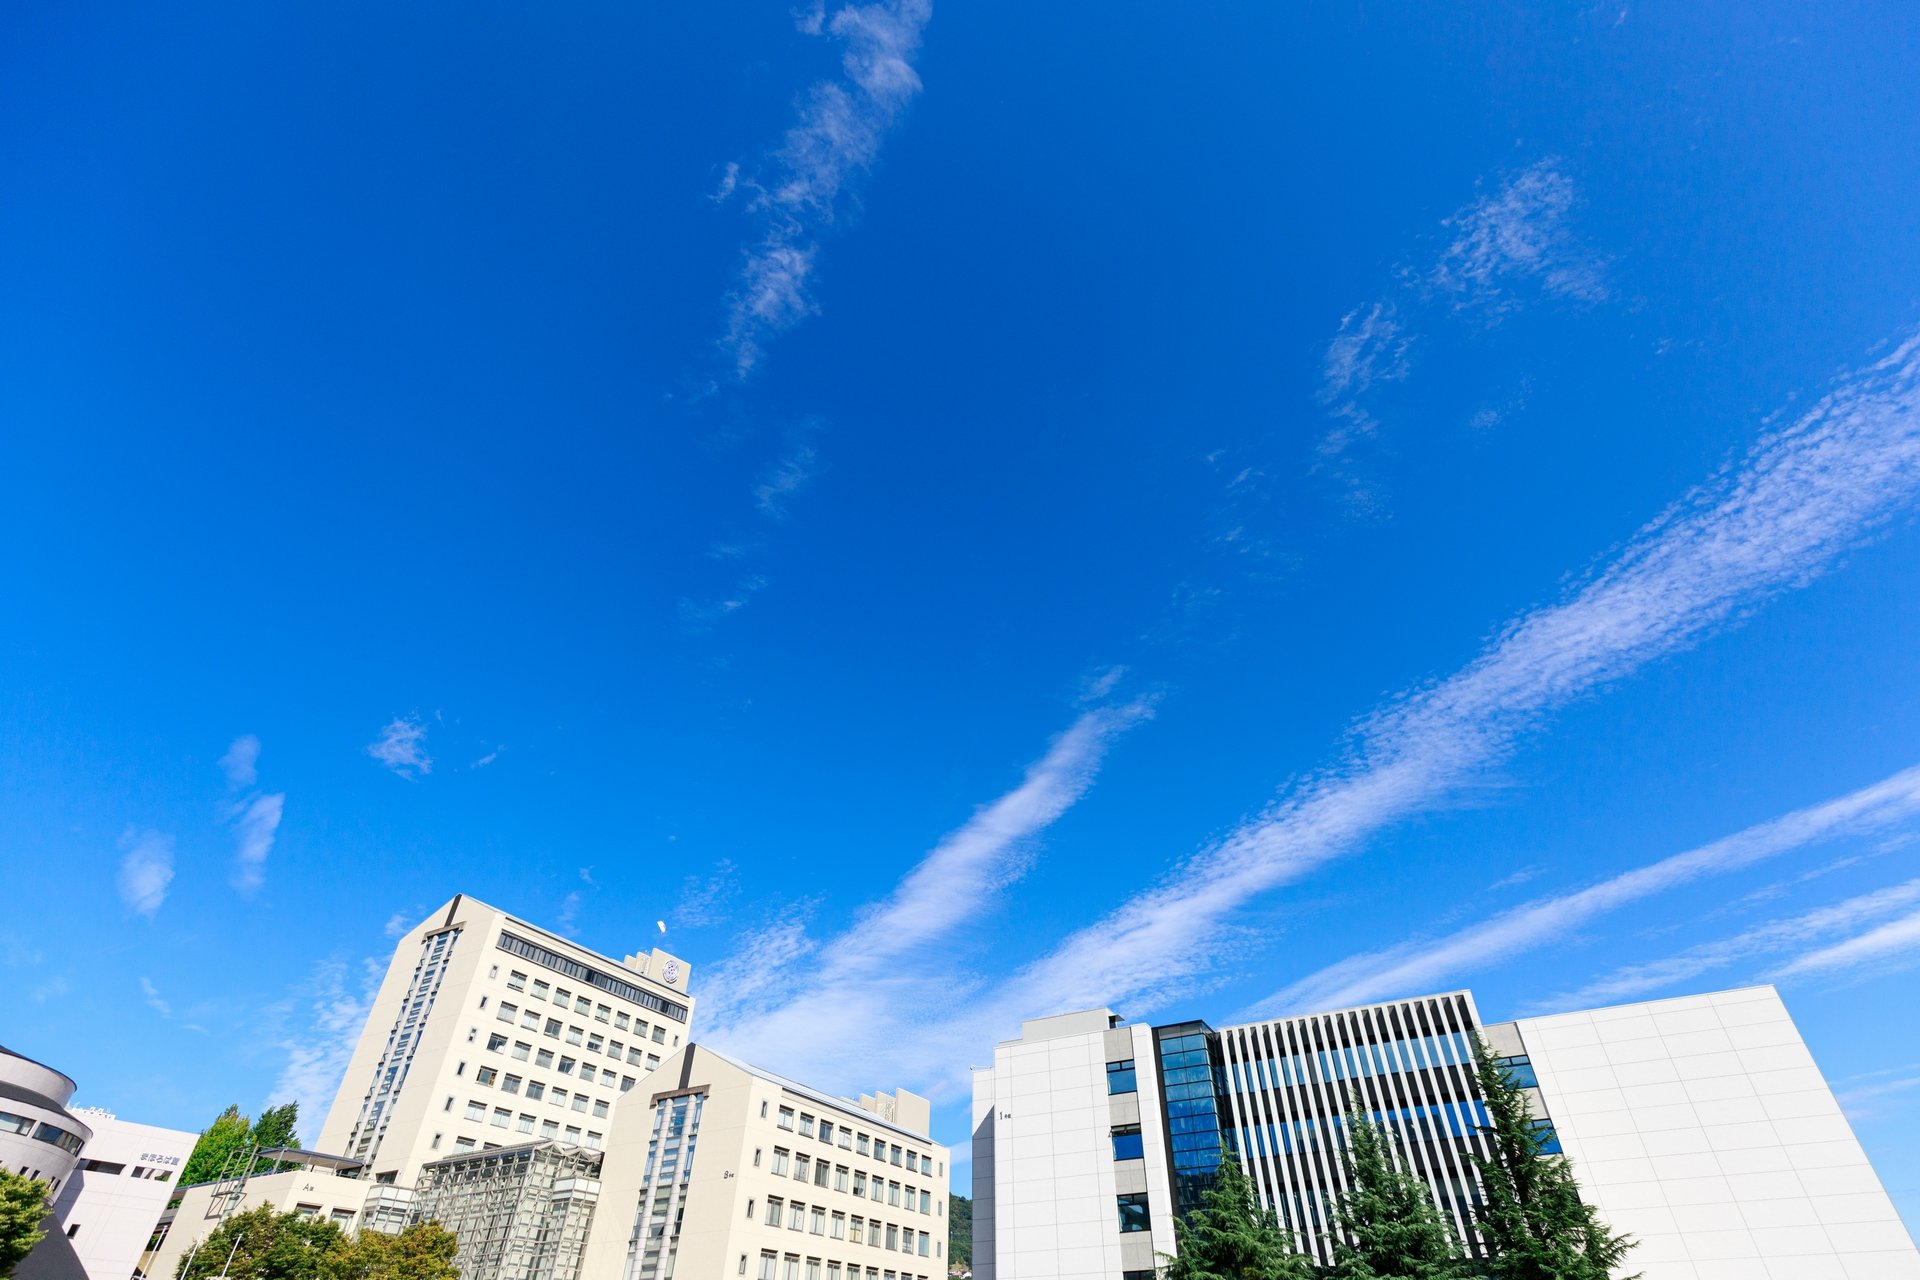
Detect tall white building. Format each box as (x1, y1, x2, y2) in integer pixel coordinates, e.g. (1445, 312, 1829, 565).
(973, 986, 1920, 1280)
(578, 1043, 952, 1280)
(313, 894, 696, 1187)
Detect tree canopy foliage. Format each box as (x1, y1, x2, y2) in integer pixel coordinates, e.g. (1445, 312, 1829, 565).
(173, 1205, 458, 1280)
(178, 1102, 304, 1188)
(0, 1169, 51, 1279)
(1161, 1154, 1317, 1280)
(1325, 1112, 1470, 1280)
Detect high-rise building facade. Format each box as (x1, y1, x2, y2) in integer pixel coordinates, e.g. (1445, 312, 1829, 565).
(973, 985, 1920, 1280)
(313, 894, 696, 1186)
(578, 1043, 952, 1280)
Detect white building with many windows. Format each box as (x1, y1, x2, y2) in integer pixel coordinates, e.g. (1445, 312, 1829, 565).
(973, 986, 1920, 1280)
(578, 1043, 951, 1280)
(313, 894, 696, 1187)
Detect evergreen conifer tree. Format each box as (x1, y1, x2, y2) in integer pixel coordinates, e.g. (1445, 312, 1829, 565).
(1468, 1036, 1639, 1280)
(1160, 1152, 1317, 1280)
(1325, 1110, 1469, 1280)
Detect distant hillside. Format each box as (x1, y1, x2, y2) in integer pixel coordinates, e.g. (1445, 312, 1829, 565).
(949, 1193, 972, 1267)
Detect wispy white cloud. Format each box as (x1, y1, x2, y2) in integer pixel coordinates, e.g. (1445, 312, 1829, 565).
(139, 976, 172, 1018)
(556, 891, 583, 938)
(1537, 878, 1920, 1010)
(1837, 1071, 1920, 1121)
(219, 734, 261, 788)
(678, 576, 770, 631)
(472, 747, 503, 769)
(720, 0, 932, 376)
(964, 327, 1920, 1044)
(266, 957, 382, 1137)
(670, 860, 737, 929)
(1318, 301, 1411, 453)
(1253, 763, 1920, 1016)
(754, 442, 821, 519)
(1313, 160, 1601, 499)
(1769, 904, 1920, 981)
(702, 699, 1150, 1085)
(1430, 158, 1609, 314)
(229, 793, 284, 894)
(367, 715, 431, 778)
(382, 911, 414, 939)
(116, 828, 175, 917)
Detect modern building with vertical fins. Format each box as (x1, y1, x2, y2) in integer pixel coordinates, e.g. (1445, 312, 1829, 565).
(972, 985, 1920, 1280)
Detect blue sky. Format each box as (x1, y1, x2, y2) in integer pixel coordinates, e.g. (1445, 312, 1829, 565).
(5, 0, 1920, 1227)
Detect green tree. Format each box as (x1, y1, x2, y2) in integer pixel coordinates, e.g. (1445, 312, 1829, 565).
(1469, 1037, 1639, 1280)
(0, 1169, 52, 1279)
(174, 1203, 345, 1280)
(250, 1103, 301, 1174)
(947, 1193, 972, 1268)
(179, 1106, 253, 1188)
(1161, 1152, 1317, 1280)
(1325, 1111, 1469, 1280)
(319, 1222, 459, 1280)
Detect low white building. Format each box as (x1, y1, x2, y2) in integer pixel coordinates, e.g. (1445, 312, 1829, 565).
(579, 1044, 952, 1280)
(15, 1108, 196, 1280)
(143, 1149, 377, 1280)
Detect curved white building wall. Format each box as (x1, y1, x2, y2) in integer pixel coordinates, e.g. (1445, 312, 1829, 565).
(0, 1046, 92, 1197)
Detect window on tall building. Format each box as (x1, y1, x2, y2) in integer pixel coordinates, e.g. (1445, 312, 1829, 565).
(513, 1041, 531, 1061)
(491, 1108, 511, 1128)
(476, 1067, 497, 1086)
(1494, 1054, 1540, 1090)
(544, 1018, 563, 1038)
(810, 1206, 826, 1234)
(516, 1114, 534, 1133)
(496, 1003, 517, 1023)
(536, 1049, 554, 1068)
(831, 1213, 846, 1240)
(758, 1253, 777, 1280)
(773, 1149, 791, 1175)
(818, 1120, 834, 1144)
(1111, 1124, 1144, 1161)
(796, 1154, 812, 1181)
(486, 1033, 508, 1052)
(1107, 1060, 1138, 1094)
(766, 1198, 784, 1227)
(507, 971, 526, 991)
(533, 980, 550, 1001)
(799, 1114, 815, 1137)
(526, 1082, 545, 1102)
(1117, 1194, 1151, 1233)
(779, 1107, 796, 1130)
(465, 1101, 485, 1121)
(595, 1004, 611, 1023)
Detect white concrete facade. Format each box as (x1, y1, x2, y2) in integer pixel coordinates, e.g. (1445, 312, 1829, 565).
(19, 1108, 197, 1280)
(972, 1011, 1175, 1280)
(313, 894, 695, 1186)
(579, 1043, 951, 1280)
(1511, 986, 1920, 1280)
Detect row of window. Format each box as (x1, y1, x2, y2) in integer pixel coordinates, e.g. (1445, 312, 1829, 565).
(497, 966, 673, 1043)
(751, 1257, 929, 1280)
(432, 1118, 602, 1152)
(0, 1112, 85, 1155)
(484, 1030, 656, 1079)
(476, 1063, 625, 1103)
(762, 1149, 936, 1215)
(769, 1105, 937, 1178)
(495, 931, 688, 1023)
(754, 1199, 934, 1257)
(491, 1001, 666, 1059)
(459, 1083, 610, 1122)
(78, 1158, 174, 1181)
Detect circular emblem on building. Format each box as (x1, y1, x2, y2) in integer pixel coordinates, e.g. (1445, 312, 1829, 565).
(663, 959, 681, 984)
